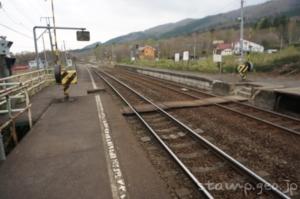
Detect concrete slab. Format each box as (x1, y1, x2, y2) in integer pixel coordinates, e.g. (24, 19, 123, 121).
(122, 96, 247, 115)
(0, 94, 112, 199)
(275, 87, 300, 97)
(116, 64, 300, 117)
(0, 64, 172, 199)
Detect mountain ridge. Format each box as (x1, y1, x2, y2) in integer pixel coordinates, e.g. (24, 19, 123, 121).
(85, 0, 300, 48)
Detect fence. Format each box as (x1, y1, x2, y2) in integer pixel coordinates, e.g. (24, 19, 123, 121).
(0, 69, 54, 160)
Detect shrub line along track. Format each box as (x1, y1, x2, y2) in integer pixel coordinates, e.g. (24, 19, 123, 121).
(92, 68, 290, 199)
(116, 69, 300, 136)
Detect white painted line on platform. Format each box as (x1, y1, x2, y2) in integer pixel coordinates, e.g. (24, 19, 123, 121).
(87, 67, 127, 199)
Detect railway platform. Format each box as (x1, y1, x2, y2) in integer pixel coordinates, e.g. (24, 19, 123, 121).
(116, 64, 300, 117)
(0, 63, 298, 199)
(0, 64, 172, 199)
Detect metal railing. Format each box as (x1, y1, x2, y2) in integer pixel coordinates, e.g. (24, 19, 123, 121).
(0, 68, 54, 160)
(0, 69, 53, 97)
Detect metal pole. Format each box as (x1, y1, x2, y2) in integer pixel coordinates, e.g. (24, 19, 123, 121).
(41, 17, 55, 57)
(47, 24, 54, 53)
(240, 0, 244, 62)
(45, 17, 55, 55)
(42, 35, 48, 68)
(51, 0, 59, 65)
(0, 133, 5, 161)
(33, 26, 86, 70)
(63, 40, 67, 65)
(34, 26, 86, 31)
(33, 27, 40, 69)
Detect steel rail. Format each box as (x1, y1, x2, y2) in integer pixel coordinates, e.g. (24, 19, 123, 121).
(92, 70, 214, 199)
(94, 69, 290, 199)
(119, 70, 300, 135)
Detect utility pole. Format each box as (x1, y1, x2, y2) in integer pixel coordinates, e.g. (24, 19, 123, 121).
(0, 2, 4, 80)
(240, 0, 245, 62)
(40, 17, 54, 54)
(157, 43, 160, 61)
(193, 33, 196, 60)
(46, 0, 59, 65)
(51, 0, 58, 51)
(42, 35, 48, 68)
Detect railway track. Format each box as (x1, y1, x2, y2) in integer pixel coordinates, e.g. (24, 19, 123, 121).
(113, 69, 300, 136)
(92, 68, 291, 199)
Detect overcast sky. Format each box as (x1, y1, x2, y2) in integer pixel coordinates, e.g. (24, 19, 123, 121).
(0, 0, 268, 53)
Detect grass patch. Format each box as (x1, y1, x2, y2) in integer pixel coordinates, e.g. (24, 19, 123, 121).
(120, 47, 300, 74)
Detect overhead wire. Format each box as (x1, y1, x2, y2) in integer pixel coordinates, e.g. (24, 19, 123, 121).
(36, 0, 50, 16)
(26, 0, 48, 18)
(6, 0, 37, 26)
(0, 23, 33, 39)
(1, 7, 32, 32)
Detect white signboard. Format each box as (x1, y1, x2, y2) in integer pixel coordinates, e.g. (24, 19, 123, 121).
(67, 59, 73, 67)
(28, 59, 44, 69)
(213, 54, 222, 63)
(213, 40, 224, 45)
(131, 57, 135, 61)
(183, 51, 189, 61)
(174, 53, 180, 62)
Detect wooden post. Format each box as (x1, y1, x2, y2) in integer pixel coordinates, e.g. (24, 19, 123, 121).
(10, 120, 18, 145)
(0, 133, 6, 161)
(24, 90, 32, 129)
(0, 55, 9, 78)
(218, 62, 223, 74)
(6, 95, 12, 118)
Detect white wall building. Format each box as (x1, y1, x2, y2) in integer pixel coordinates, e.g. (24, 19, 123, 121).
(28, 59, 45, 69)
(233, 39, 264, 54)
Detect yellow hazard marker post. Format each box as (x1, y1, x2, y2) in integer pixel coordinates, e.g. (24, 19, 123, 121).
(237, 52, 253, 81)
(61, 70, 77, 99)
(237, 63, 249, 80)
(55, 64, 78, 100)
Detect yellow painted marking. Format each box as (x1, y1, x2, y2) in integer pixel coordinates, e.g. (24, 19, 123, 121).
(61, 70, 77, 85)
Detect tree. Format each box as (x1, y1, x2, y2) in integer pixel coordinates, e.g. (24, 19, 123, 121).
(272, 15, 290, 49)
(260, 18, 271, 29)
(288, 19, 297, 44)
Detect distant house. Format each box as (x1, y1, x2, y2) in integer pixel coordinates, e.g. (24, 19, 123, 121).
(138, 45, 156, 60)
(214, 43, 233, 56)
(233, 39, 264, 54)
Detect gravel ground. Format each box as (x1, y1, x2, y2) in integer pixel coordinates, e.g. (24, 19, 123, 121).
(102, 68, 300, 198)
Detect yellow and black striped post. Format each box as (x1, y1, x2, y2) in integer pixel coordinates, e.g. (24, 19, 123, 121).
(61, 70, 77, 99)
(237, 63, 249, 80)
(237, 51, 254, 81)
(54, 65, 78, 99)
